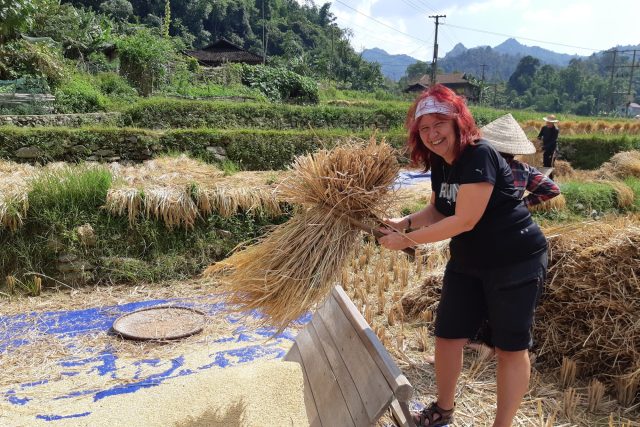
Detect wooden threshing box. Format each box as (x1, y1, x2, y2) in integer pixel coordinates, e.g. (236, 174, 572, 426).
(284, 285, 415, 426)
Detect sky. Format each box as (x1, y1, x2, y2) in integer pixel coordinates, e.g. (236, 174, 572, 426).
(296, 0, 640, 60)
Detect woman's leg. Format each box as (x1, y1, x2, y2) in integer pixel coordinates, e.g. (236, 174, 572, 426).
(434, 337, 467, 410)
(493, 348, 530, 427)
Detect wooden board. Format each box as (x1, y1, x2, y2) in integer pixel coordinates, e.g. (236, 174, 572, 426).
(284, 285, 415, 427)
(294, 325, 355, 426)
(391, 399, 417, 427)
(317, 293, 395, 421)
(310, 310, 371, 425)
(284, 343, 321, 427)
(331, 286, 413, 401)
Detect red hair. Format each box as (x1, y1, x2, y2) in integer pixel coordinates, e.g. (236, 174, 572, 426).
(405, 84, 480, 170)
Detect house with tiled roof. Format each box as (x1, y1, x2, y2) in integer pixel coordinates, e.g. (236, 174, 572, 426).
(184, 39, 263, 67)
(404, 72, 478, 101)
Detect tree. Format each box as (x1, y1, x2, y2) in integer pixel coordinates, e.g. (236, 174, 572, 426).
(0, 0, 41, 42)
(508, 55, 540, 95)
(162, 0, 170, 38)
(405, 61, 430, 81)
(99, 0, 133, 23)
(116, 28, 175, 95)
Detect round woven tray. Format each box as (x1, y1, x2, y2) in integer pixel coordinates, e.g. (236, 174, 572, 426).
(112, 306, 206, 341)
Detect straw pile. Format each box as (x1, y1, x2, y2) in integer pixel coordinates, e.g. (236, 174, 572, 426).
(204, 138, 399, 329)
(552, 160, 576, 179)
(0, 161, 34, 232)
(528, 194, 567, 213)
(105, 156, 283, 228)
(535, 219, 640, 406)
(597, 150, 640, 179)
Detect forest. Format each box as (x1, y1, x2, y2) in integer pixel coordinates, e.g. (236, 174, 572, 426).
(1, 0, 637, 115)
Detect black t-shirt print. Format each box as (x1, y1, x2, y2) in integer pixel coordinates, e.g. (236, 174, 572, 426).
(430, 140, 547, 268)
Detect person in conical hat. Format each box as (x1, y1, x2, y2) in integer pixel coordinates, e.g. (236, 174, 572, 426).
(481, 114, 560, 208)
(537, 114, 560, 167)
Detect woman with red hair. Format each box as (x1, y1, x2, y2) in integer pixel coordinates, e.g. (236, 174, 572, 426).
(378, 85, 548, 427)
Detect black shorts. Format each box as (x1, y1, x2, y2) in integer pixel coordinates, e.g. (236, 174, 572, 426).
(434, 251, 548, 351)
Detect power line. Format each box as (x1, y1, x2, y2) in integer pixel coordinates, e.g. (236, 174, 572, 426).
(341, 19, 413, 45)
(333, 0, 432, 44)
(412, 0, 439, 14)
(398, 0, 430, 14)
(443, 23, 605, 53)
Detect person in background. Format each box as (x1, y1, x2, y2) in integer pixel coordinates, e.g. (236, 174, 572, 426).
(537, 114, 559, 168)
(484, 114, 560, 208)
(378, 85, 549, 427)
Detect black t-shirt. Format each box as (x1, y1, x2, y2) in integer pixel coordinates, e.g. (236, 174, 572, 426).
(430, 139, 547, 268)
(537, 126, 559, 150)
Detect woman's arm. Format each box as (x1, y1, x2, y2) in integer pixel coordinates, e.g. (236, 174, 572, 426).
(524, 166, 560, 207)
(378, 182, 493, 250)
(384, 192, 445, 231)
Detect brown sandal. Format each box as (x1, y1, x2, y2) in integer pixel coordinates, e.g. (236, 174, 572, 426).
(412, 401, 454, 426)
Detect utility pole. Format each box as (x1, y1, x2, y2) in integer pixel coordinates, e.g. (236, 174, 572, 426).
(262, 0, 266, 64)
(479, 64, 487, 103)
(610, 49, 640, 116)
(429, 14, 446, 86)
(626, 50, 637, 116)
(607, 49, 617, 112)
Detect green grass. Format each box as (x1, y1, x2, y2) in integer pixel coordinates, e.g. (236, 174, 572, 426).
(0, 165, 293, 294)
(623, 177, 640, 210)
(560, 181, 618, 214)
(220, 159, 241, 176)
(165, 82, 267, 102)
(28, 166, 113, 226)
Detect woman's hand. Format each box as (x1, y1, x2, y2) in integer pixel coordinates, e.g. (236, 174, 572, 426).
(377, 228, 412, 250)
(382, 216, 409, 231)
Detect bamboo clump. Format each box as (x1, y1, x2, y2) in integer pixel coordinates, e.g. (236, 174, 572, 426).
(203, 139, 400, 329)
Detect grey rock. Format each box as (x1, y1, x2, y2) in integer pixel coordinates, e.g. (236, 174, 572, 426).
(206, 146, 227, 156)
(15, 146, 42, 158)
(94, 149, 115, 157)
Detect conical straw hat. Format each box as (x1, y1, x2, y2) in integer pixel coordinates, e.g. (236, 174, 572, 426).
(480, 113, 536, 155)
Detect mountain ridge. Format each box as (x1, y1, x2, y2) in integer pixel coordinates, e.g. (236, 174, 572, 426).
(363, 38, 589, 81)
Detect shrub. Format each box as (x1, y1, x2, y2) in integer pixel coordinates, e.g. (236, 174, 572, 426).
(95, 72, 138, 99)
(558, 135, 640, 169)
(240, 64, 319, 104)
(54, 75, 107, 113)
(121, 98, 406, 130)
(116, 28, 175, 96)
(0, 39, 66, 88)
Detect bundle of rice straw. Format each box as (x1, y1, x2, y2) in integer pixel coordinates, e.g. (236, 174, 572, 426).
(204, 138, 400, 329)
(597, 150, 640, 179)
(534, 219, 640, 405)
(551, 160, 575, 179)
(105, 156, 283, 227)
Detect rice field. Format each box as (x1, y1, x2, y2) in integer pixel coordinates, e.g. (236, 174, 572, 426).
(1, 142, 639, 425)
(0, 155, 287, 233)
